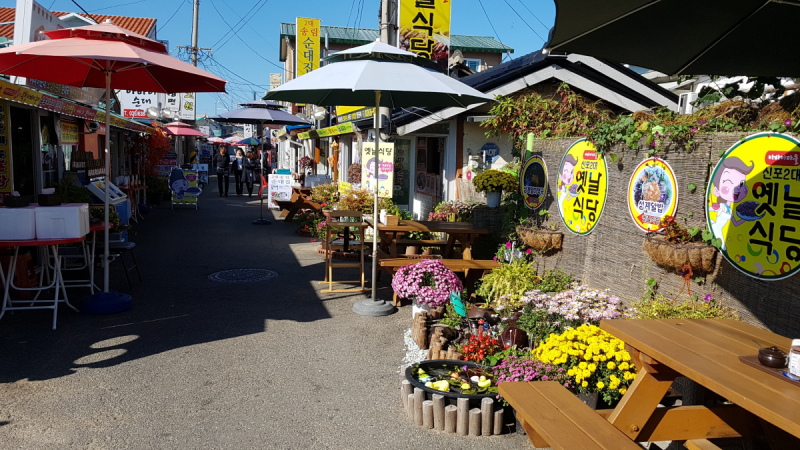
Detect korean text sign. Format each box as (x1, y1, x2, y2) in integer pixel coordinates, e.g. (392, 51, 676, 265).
(521, 155, 548, 210)
(268, 174, 293, 209)
(0, 100, 11, 197)
(556, 139, 608, 235)
(628, 158, 679, 232)
(706, 132, 800, 280)
(295, 18, 320, 77)
(362, 142, 395, 198)
(398, 0, 452, 70)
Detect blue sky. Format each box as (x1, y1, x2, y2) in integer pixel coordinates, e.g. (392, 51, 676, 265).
(4, 0, 556, 117)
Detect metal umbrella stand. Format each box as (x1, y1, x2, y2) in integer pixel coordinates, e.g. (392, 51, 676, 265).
(266, 41, 494, 317)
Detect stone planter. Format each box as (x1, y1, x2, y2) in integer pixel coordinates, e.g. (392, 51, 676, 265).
(642, 235, 718, 274)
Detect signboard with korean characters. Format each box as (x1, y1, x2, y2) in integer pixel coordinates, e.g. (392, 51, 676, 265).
(268, 174, 293, 209)
(118, 90, 158, 119)
(627, 157, 679, 232)
(362, 142, 395, 198)
(295, 18, 321, 77)
(556, 139, 608, 235)
(398, 0, 452, 71)
(521, 155, 547, 210)
(706, 132, 800, 280)
(179, 93, 195, 120)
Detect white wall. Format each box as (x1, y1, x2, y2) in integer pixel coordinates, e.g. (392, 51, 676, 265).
(462, 121, 514, 170)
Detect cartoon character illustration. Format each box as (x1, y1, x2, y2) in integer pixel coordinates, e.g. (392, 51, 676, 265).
(169, 167, 202, 200)
(709, 157, 754, 251)
(557, 154, 579, 214)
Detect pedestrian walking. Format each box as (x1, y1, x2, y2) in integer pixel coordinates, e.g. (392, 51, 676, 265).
(214, 146, 230, 197)
(232, 149, 246, 197)
(243, 151, 259, 197)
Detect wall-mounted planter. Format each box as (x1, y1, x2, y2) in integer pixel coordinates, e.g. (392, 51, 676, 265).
(642, 236, 718, 274)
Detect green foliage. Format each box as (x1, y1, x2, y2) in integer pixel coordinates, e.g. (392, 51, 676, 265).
(687, 183, 697, 193)
(534, 269, 574, 293)
(476, 258, 539, 303)
(146, 175, 169, 194)
(628, 293, 739, 320)
(514, 304, 563, 348)
(310, 183, 339, 209)
(54, 178, 90, 204)
(483, 346, 527, 367)
(439, 302, 465, 329)
(472, 169, 517, 193)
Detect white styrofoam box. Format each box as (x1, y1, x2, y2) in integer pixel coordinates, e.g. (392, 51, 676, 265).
(0, 206, 37, 240)
(34, 203, 90, 239)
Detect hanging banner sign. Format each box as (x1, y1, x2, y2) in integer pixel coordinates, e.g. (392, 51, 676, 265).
(521, 155, 547, 210)
(59, 120, 79, 145)
(0, 100, 12, 201)
(297, 122, 356, 140)
(295, 17, 321, 77)
(398, 0, 452, 71)
(706, 132, 800, 280)
(628, 157, 679, 232)
(179, 93, 195, 120)
(556, 139, 608, 235)
(117, 90, 158, 119)
(269, 73, 282, 90)
(268, 173, 293, 209)
(335, 106, 375, 123)
(362, 142, 395, 198)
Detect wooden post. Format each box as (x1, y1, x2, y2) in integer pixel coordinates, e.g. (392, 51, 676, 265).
(422, 400, 434, 429)
(493, 408, 504, 435)
(406, 394, 415, 420)
(446, 347, 454, 359)
(457, 398, 469, 436)
(413, 388, 424, 426)
(439, 350, 447, 359)
(481, 397, 493, 436)
(432, 394, 445, 431)
(401, 380, 412, 410)
(444, 405, 458, 434)
(469, 408, 481, 436)
(452, 351, 463, 360)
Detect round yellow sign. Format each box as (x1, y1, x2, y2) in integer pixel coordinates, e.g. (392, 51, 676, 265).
(627, 158, 679, 232)
(556, 139, 608, 235)
(706, 132, 800, 280)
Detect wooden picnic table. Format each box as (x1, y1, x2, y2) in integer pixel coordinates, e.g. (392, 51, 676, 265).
(600, 318, 800, 447)
(365, 219, 488, 260)
(276, 187, 319, 221)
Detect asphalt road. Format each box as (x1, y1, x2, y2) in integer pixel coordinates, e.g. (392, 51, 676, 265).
(0, 178, 529, 449)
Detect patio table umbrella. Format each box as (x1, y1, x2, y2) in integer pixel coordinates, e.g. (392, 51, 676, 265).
(236, 137, 261, 146)
(266, 41, 493, 316)
(207, 137, 225, 144)
(0, 21, 226, 306)
(544, 0, 800, 76)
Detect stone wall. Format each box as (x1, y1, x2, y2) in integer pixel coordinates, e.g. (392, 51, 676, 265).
(476, 133, 800, 337)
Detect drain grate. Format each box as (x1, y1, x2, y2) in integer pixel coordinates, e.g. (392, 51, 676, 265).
(208, 269, 278, 283)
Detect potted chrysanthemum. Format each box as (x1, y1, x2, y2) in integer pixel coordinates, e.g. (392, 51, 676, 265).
(391, 259, 463, 317)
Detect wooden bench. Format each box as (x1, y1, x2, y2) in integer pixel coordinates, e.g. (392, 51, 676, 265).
(390, 239, 462, 256)
(379, 258, 500, 305)
(685, 440, 722, 450)
(275, 199, 321, 221)
(498, 381, 640, 450)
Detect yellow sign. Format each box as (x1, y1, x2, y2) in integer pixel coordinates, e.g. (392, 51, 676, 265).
(398, 0, 452, 70)
(60, 120, 79, 145)
(298, 122, 356, 140)
(556, 139, 608, 235)
(362, 142, 395, 198)
(0, 100, 11, 196)
(295, 18, 320, 77)
(335, 106, 375, 123)
(338, 181, 351, 194)
(628, 158, 679, 232)
(706, 132, 800, 280)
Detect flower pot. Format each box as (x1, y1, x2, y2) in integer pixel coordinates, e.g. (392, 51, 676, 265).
(642, 235, 718, 274)
(322, 210, 332, 218)
(422, 248, 433, 256)
(485, 191, 501, 208)
(405, 245, 419, 256)
(578, 392, 599, 409)
(517, 226, 563, 252)
(412, 300, 432, 318)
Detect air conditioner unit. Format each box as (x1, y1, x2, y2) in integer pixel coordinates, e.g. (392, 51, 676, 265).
(678, 92, 698, 115)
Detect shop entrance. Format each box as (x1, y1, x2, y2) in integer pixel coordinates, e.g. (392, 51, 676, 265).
(11, 106, 36, 196)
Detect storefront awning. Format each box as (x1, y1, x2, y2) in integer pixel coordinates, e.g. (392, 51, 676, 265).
(297, 122, 359, 140)
(0, 78, 156, 134)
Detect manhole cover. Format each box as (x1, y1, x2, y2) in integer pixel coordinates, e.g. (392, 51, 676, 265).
(208, 269, 278, 283)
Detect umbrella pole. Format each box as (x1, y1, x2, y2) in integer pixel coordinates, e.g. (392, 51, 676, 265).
(103, 70, 111, 293)
(253, 121, 271, 225)
(353, 90, 395, 317)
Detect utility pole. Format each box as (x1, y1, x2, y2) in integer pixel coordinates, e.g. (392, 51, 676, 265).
(191, 0, 200, 66)
(377, 0, 393, 134)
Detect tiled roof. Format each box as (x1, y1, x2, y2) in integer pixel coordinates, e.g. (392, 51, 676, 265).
(0, 7, 157, 40)
(280, 23, 513, 54)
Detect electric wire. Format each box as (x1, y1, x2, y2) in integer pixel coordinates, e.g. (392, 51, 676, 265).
(90, 0, 146, 12)
(215, 0, 271, 51)
(209, 0, 269, 51)
(503, 0, 546, 42)
(518, 0, 551, 31)
(157, 0, 188, 34)
(70, 0, 102, 25)
(477, 0, 513, 61)
(219, 0, 278, 51)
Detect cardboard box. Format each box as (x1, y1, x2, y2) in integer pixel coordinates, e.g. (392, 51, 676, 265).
(0, 206, 37, 240)
(34, 203, 90, 239)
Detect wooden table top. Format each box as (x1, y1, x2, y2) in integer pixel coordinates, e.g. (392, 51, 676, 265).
(365, 219, 489, 234)
(601, 319, 800, 438)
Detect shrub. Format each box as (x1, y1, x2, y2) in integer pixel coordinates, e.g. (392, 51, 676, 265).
(476, 258, 539, 305)
(428, 200, 479, 222)
(628, 293, 739, 320)
(472, 169, 517, 193)
(310, 183, 339, 208)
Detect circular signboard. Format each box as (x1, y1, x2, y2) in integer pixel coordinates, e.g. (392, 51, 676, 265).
(521, 155, 548, 209)
(627, 157, 679, 232)
(556, 139, 608, 235)
(706, 132, 800, 280)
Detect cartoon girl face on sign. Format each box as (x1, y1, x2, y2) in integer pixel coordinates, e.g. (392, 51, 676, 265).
(710, 157, 754, 250)
(559, 155, 578, 192)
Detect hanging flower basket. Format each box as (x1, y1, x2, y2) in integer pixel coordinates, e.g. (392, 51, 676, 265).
(642, 235, 718, 274)
(517, 225, 563, 252)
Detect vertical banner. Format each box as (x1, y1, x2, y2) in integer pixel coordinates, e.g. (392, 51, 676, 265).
(556, 139, 608, 235)
(398, 0, 452, 71)
(295, 18, 321, 78)
(706, 132, 800, 280)
(268, 173, 293, 209)
(180, 93, 195, 120)
(270, 73, 282, 90)
(0, 100, 11, 201)
(362, 142, 395, 198)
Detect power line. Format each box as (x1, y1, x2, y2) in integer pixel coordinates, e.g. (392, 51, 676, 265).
(208, 0, 268, 51)
(215, 0, 271, 51)
(477, 0, 512, 61)
(157, 0, 188, 34)
(518, 0, 551, 31)
(503, 0, 546, 42)
(219, 0, 278, 51)
(70, 0, 102, 25)
(90, 0, 146, 12)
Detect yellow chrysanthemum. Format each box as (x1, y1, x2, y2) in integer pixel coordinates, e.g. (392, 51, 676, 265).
(619, 387, 627, 395)
(607, 361, 616, 370)
(596, 381, 605, 389)
(581, 381, 588, 388)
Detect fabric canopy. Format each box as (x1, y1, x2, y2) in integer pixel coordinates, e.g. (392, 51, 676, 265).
(210, 107, 308, 126)
(165, 126, 207, 137)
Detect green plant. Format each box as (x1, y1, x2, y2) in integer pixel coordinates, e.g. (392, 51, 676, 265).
(483, 346, 527, 367)
(310, 183, 339, 209)
(628, 293, 739, 320)
(534, 269, 574, 293)
(476, 258, 539, 304)
(293, 210, 321, 233)
(146, 175, 169, 194)
(472, 169, 517, 193)
(54, 178, 90, 203)
(336, 188, 398, 215)
(439, 303, 465, 329)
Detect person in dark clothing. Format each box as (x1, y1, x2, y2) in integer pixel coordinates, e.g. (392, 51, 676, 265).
(231, 149, 246, 196)
(214, 147, 230, 197)
(243, 151, 259, 197)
